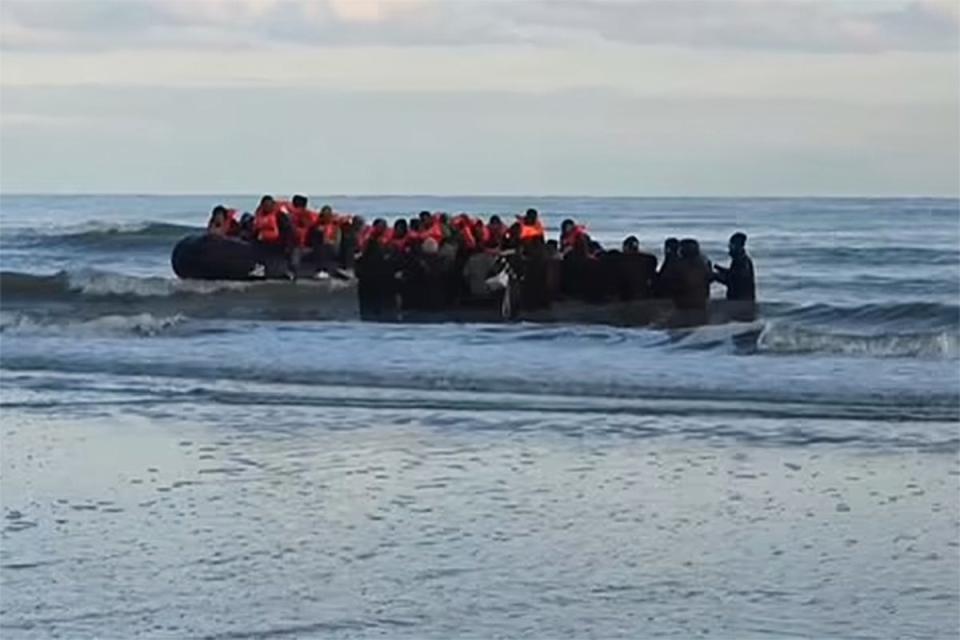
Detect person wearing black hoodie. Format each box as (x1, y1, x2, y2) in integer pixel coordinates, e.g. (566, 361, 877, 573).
(713, 232, 755, 302)
(714, 231, 757, 322)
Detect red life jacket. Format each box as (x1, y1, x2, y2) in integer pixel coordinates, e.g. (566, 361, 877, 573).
(423, 220, 444, 244)
(225, 209, 240, 235)
(289, 206, 318, 247)
(561, 225, 588, 251)
(254, 205, 280, 244)
(359, 225, 389, 251)
(384, 229, 410, 253)
(487, 223, 505, 248)
(453, 216, 477, 251)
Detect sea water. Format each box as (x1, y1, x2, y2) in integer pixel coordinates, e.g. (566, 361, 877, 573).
(1, 196, 958, 638)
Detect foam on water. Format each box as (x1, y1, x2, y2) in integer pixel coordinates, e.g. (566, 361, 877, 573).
(0, 312, 187, 337)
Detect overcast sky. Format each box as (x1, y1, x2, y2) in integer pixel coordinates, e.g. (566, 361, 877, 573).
(1, 0, 958, 196)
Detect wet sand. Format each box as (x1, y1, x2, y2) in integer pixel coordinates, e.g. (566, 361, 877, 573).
(2, 409, 957, 639)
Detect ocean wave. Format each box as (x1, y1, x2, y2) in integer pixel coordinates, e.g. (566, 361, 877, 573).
(759, 245, 960, 267)
(0, 269, 957, 358)
(767, 300, 960, 332)
(0, 312, 187, 337)
(0, 269, 353, 299)
(2, 349, 957, 429)
(757, 323, 959, 359)
(1, 222, 196, 251)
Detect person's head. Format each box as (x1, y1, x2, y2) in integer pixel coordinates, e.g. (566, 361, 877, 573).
(488, 215, 503, 229)
(546, 239, 559, 257)
(437, 213, 449, 226)
(372, 218, 388, 233)
(351, 215, 365, 231)
(393, 218, 408, 236)
(729, 231, 747, 256)
(409, 218, 421, 232)
(422, 237, 439, 255)
(679, 238, 700, 259)
(561, 218, 575, 236)
(622, 236, 640, 254)
(664, 237, 679, 257)
(419, 210, 433, 225)
(291, 194, 308, 209)
(503, 222, 522, 249)
(211, 205, 227, 222)
(258, 195, 275, 212)
(524, 208, 538, 225)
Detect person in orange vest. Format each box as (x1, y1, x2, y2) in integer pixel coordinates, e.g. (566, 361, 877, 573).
(254, 195, 300, 277)
(471, 218, 492, 252)
(452, 214, 477, 253)
(387, 218, 410, 255)
(288, 194, 318, 247)
(207, 205, 240, 237)
(418, 211, 445, 245)
(310, 205, 341, 249)
(518, 208, 545, 243)
(359, 218, 389, 252)
(559, 218, 590, 255)
(253, 195, 282, 245)
(486, 215, 506, 249)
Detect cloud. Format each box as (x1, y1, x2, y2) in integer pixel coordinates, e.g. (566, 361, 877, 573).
(1, 0, 957, 53)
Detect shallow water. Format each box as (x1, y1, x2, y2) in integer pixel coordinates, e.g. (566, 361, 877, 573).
(1, 195, 958, 638)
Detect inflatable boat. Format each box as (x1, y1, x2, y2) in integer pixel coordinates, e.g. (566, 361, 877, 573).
(171, 234, 337, 280)
(171, 233, 757, 337)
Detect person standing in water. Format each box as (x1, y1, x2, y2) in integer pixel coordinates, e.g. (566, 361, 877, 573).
(713, 231, 756, 323)
(713, 231, 755, 302)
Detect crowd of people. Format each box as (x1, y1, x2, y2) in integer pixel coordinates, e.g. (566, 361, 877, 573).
(206, 194, 755, 322)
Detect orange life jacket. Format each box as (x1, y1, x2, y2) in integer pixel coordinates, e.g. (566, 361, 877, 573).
(208, 208, 240, 237)
(519, 219, 545, 241)
(254, 205, 280, 244)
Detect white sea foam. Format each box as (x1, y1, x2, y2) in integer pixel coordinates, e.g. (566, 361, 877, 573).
(0, 312, 187, 337)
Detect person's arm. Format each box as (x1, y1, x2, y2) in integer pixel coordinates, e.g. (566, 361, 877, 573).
(713, 263, 729, 285)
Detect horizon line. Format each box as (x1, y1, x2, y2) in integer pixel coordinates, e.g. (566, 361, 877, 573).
(2, 192, 958, 200)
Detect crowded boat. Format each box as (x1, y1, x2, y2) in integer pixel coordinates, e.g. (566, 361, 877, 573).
(172, 194, 756, 326)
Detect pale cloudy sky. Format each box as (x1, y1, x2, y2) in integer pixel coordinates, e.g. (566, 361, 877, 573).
(1, 0, 958, 195)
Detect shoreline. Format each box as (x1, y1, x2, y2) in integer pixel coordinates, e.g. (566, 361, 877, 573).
(3, 410, 957, 638)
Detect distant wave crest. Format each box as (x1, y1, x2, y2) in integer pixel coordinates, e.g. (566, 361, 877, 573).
(2, 222, 197, 251)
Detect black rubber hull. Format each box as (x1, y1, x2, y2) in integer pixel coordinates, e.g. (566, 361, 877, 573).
(171, 234, 290, 280)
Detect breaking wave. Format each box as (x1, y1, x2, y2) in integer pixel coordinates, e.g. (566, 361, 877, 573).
(0, 312, 187, 337)
(757, 323, 959, 359)
(0, 268, 957, 359)
(0, 269, 354, 299)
